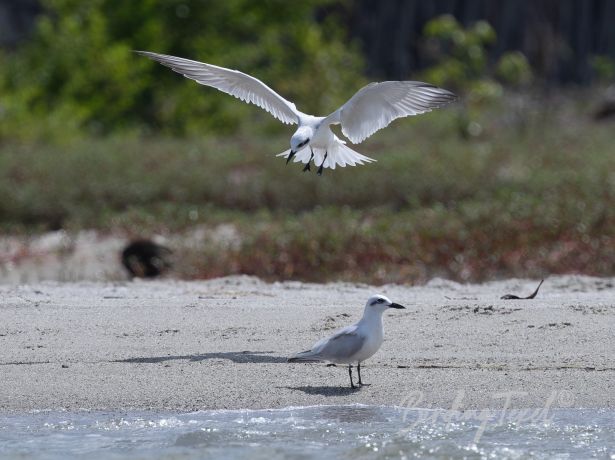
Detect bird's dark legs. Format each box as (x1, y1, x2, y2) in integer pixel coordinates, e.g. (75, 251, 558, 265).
(317, 152, 328, 176)
(303, 148, 314, 172)
(348, 364, 356, 389)
(357, 362, 363, 385)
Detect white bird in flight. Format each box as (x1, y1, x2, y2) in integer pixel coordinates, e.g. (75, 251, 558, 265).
(136, 51, 456, 175)
(288, 294, 406, 388)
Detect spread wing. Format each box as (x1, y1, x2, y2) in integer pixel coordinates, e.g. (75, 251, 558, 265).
(325, 81, 457, 144)
(135, 51, 301, 125)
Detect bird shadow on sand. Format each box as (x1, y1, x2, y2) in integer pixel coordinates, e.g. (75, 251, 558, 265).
(113, 351, 288, 364)
(283, 385, 361, 396)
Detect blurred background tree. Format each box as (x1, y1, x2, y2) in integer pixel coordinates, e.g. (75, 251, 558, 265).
(349, 0, 615, 84)
(1, 0, 614, 142)
(1, 0, 615, 142)
(0, 0, 365, 141)
(418, 15, 532, 138)
(0, 0, 613, 283)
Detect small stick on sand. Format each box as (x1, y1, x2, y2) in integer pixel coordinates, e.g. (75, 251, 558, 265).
(501, 279, 544, 300)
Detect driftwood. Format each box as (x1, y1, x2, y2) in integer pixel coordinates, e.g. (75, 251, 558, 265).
(501, 279, 544, 300)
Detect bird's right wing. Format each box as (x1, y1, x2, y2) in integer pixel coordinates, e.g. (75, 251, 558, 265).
(325, 81, 457, 144)
(135, 51, 301, 125)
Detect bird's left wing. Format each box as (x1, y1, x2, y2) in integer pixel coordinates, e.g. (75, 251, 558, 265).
(315, 325, 365, 361)
(325, 81, 457, 144)
(135, 51, 301, 125)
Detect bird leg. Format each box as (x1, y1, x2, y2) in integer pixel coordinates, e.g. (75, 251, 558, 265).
(303, 148, 314, 172)
(317, 152, 328, 176)
(286, 150, 296, 165)
(357, 362, 363, 385)
(348, 364, 356, 389)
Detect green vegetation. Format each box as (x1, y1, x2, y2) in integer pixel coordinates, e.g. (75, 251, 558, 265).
(0, 6, 612, 283)
(422, 15, 532, 90)
(0, 94, 612, 283)
(0, 0, 364, 141)
(420, 15, 533, 139)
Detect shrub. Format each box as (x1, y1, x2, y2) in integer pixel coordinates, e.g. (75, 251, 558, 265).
(0, 0, 365, 141)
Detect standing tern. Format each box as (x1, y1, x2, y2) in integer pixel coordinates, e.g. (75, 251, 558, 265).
(288, 294, 406, 388)
(136, 51, 456, 174)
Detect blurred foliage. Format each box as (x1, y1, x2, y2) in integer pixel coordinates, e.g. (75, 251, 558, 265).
(590, 55, 615, 82)
(421, 15, 532, 91)
(171, 202, 614, 284)
(496, 52, 533, 86)
(0, 0, 365, 141)
(0, 92, 613, 282)
(0, 93, 610, 229)
(420, 15, 533, 138)
(1, 4, 612, 283)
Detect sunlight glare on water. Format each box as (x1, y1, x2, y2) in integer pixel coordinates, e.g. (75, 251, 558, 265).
(0, 406, 614, 459)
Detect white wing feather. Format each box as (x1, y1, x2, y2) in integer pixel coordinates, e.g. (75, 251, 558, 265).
(327, 81, 457, 144)
(136, 51, 301, 125)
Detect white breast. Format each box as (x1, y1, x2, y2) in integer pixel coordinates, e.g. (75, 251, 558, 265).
(310, 124, 334, 149)
(352, 322, 384, 362)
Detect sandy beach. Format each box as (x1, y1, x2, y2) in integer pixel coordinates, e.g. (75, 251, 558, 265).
(0, 275, 613, 412)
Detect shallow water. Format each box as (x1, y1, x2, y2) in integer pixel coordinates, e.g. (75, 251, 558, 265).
(1, 406, 614, 459)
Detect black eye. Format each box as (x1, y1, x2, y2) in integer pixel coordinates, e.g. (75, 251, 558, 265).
(377, 298, 385, 304)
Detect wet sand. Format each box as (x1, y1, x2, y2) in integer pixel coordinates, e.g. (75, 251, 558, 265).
(1, 275, 614, 411)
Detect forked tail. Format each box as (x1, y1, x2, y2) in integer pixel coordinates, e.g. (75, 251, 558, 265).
(277, 140, 375, 171)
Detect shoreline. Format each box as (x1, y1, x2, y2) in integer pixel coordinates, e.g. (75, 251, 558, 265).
(1, 275, 614, 411)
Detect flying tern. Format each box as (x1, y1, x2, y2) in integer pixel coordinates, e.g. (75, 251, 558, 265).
(288, 294, 406, 388)
(136, 51, 456, 174)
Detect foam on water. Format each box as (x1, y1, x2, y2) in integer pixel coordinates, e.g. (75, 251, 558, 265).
(1, 406, 614, 459)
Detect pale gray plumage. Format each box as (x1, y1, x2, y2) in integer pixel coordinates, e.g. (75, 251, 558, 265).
(290, 325, 364, 363)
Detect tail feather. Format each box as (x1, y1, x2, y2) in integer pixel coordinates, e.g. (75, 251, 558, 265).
(276, 148, 291, 158)
(327, 140, 375, 169)
(287, 350, 323, 363)
(276, 147, 310, 163)
(277, 140, 375, 170)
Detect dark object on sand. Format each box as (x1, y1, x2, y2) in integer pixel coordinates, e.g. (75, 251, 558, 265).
(121, 240, 172, 278)
(594, 100, 615, 121)
(593, 86, 615, 121)
(501, 279, 544, 300)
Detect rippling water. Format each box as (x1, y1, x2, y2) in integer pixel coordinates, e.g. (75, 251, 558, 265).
(1, 406, 614, 459)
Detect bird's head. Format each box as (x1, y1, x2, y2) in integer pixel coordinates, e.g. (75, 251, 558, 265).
(365, 294, 406, 313)
(290, 126, 312, 153)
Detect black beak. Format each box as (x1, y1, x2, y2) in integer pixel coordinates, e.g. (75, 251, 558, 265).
(286, 150, 296, 165)
(389, 303, 406, 309)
